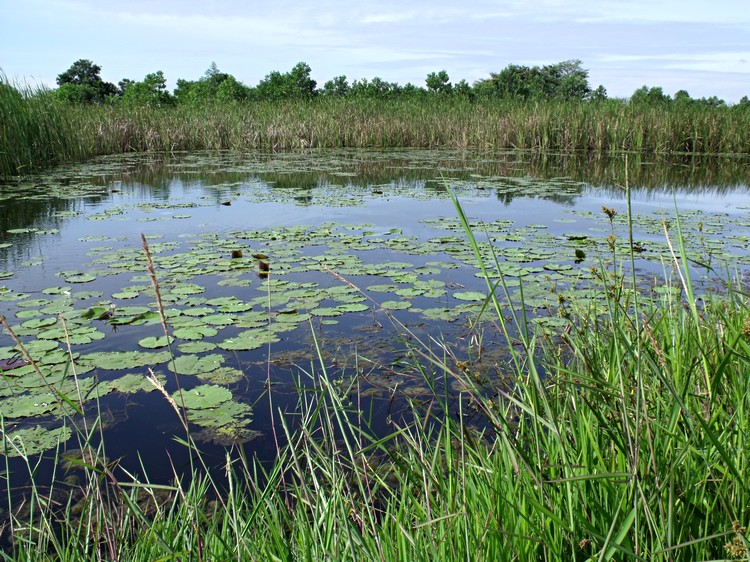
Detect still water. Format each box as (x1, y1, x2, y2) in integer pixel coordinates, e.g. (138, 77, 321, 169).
(1, 149, 749, 487)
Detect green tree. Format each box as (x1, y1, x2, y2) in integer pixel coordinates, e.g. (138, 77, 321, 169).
(549, 60, 591, 100)
(174, 63, 250, 104)
(696, 95, 726, 108)
(474, 60, 591, 101)
(630, 86, 671, 106)
(121, 71, 173, 107)
(589, 84, 608, 102)
(453, 79, 472, 98)
(256, 62, 317, 100)
(288, 62, 316, 98)
(321, 75, 350, 96)
(350, 77, 401, 98)
(426, 70, 452, 94)
(55, 59, 116, 103)
(673, 89, 692, 104)
(117, 78, 134, 96)
(215, 75, 250, 102)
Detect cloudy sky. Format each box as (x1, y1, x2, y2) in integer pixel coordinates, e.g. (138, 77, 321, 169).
(2, 0, 748, 102)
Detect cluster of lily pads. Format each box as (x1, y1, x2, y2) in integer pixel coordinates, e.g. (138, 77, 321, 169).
(2, 151, 750, 458)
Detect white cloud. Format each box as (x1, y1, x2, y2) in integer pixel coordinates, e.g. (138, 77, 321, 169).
(360, 11, 419, 24)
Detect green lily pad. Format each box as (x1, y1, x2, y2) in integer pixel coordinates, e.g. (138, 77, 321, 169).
(83, 350, 172, 370)
(172, 384, 232, 409)
(380, 301, 412, 310)
(0, 392, 63, 419)
(187, 400, 253, 430)
(63, 273, 97, 284)
(168, 354, 225, 376)
(453, 291, 487, 302)
(2, 425, 72, 457)
(172, 326, 218, 340)
(138, 336, 174, 349)
(100, 372, 166, 394)
(178, 342, 217, 354)
(218, 330, 280, 351)
(336, 303, 370, 313)
(310, 307, 343, 317)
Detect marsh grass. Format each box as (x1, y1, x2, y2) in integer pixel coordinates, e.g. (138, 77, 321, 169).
(2, 199, 750, 559)
(2, 77, 749, 177)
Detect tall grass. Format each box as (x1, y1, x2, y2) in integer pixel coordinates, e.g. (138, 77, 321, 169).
(2, 79, 749, 177)
(2, 202, 750, 559)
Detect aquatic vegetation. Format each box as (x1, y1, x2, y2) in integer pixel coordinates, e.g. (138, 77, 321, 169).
(2, 77, 750, 178)
(0, 152, 749, 460)
(0, 150, 749, 560)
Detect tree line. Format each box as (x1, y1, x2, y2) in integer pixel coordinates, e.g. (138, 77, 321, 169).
(47, 58, 749, 109)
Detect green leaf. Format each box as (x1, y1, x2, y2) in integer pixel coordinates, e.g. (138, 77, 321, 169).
(172, 384, 232, 409)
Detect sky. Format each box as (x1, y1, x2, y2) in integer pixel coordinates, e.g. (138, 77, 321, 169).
(1, 0, 748, 102)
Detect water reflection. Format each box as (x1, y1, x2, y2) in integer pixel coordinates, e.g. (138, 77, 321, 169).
(1, 148, 749, 518)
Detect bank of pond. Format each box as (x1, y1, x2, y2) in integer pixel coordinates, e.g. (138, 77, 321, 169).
(0, 149, 749, 560)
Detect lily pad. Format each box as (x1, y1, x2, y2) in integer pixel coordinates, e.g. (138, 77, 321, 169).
(453, 291, 487, 302)
(2, 425, 72, 457)
(167, 354, 224, 376)
(63, 273, 97, 284)
(138, 336, 175, 349)
(172, 384, 232, 409)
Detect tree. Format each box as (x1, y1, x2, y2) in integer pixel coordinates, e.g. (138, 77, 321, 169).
(288, 62, 316, 99)
(630, 86, 671, 106)
(474, 60, 591, 101)
(55, 59, 116, 103)
(121, 71, 173, 107)
(549, 60, 591, 100)
(215, 76, 250, 102)
(673, 89, 692, 104)
(350, 77, 401, 98)
(256, 62, 317, 100)
(174, 63, 250, 104)
(696, 96, 726, 108)
(589, 85, 608, 102)
(453, 79, 472, 98)
(426, 70, 451, 94)
(117, 79, 134, 96)
(321, 75, 350, 96)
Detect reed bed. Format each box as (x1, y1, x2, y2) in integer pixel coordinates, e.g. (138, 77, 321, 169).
(2, 81, 749, 177)
(2, 196, 749, 560)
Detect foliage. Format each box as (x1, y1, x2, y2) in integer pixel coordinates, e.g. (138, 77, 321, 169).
(121, 71, 173, 107)
(630, 85, 672, 106)
(425, 70, 451, 94)
(474, 59, 592, 100)
(55, 58, 116, 104)
(3, 197, 750, 559)
(3, 89, 750, 178)
(321, 75, 350, 96)
(255, 61, 316, 100)
(173, 62, 251, 105)
(349, 76, 403, 98)
(44, 57, 746, 108)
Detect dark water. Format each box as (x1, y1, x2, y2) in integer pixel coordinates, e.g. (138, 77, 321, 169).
(1, 149, 749, 498)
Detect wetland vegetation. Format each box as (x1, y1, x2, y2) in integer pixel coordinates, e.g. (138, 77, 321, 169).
(2, 59, 749, 177)
(1, 56, 750, 560)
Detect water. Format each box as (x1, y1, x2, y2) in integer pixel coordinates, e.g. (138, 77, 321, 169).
(1, 148, 749, 494)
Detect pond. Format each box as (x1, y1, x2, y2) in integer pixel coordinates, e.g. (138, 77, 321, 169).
(1, 148, 749, 489)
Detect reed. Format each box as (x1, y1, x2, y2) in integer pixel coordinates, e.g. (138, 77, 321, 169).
(2, 201, 750, 560)
(2, 80, 749, 177)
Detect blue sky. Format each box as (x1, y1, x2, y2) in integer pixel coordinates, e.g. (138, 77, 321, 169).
(2, 0, 748, 102)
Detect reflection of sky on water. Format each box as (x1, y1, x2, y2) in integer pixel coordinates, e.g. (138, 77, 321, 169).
(2, 151, 750, 494)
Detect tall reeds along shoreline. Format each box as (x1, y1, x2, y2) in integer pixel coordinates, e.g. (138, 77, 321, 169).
(2, 201, 750, 560)
(2, 80, 749, 177)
